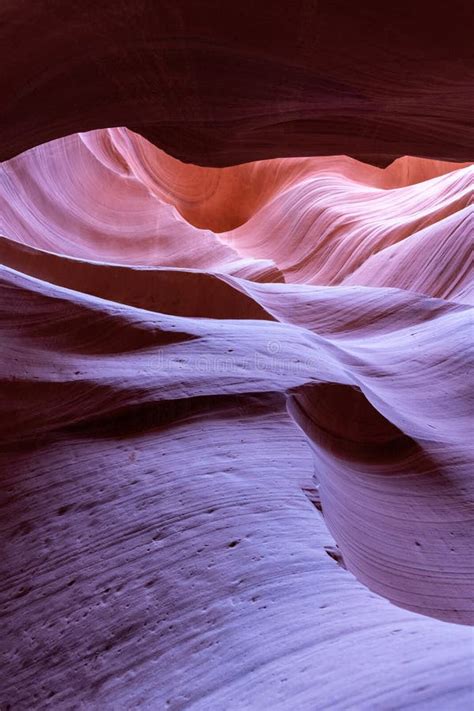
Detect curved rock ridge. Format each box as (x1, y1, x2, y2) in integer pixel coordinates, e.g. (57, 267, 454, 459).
(0, 131, 282, 283)
(0, 129, 473, 709)
(1, 128, 472, 292)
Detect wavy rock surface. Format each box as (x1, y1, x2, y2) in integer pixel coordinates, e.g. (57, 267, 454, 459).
(0, 128, 473, 710)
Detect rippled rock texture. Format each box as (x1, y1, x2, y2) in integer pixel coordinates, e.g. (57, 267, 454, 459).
(1, 7, 474, 711)
(1, 123, 473, 709)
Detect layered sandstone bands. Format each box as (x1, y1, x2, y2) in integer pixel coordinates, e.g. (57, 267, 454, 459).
(0, 120, 473, 709)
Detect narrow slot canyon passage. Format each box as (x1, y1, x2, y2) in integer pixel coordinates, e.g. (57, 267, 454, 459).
(1, 3, 473, 709)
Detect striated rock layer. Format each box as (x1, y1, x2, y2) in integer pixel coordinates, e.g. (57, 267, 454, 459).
(0, 127, 473, 710)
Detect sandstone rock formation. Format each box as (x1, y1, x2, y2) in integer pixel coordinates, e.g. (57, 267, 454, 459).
(1, 3, 473, 708)
(0, 125, 472, 709)
(1, 1, 473, 165)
